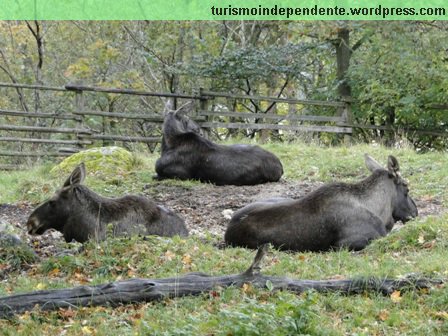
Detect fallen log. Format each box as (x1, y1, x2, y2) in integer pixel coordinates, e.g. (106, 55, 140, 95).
(0, 245, 442, 318)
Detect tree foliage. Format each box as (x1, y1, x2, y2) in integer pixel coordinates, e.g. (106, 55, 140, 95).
(348, 22, 448, 149)
(0, 21, 447, 153)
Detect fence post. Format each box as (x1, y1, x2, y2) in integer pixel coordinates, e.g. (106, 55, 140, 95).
(195, 88, 210, 136)
(199, 88, 210, 114)
(73, 89, 85, 150)
(192, 87, 209, 119)
(339, 96, 353, 144)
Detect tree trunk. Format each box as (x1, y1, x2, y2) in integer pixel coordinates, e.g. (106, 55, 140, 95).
(384, 105, 396, 146)
(0, 245, 441, 318)
(334, 26, 353, 143)
(335, 27, 352, 98)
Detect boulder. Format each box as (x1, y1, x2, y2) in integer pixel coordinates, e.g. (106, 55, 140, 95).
(51, 146, 135, 179)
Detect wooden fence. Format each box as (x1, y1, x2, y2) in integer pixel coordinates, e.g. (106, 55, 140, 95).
(0, 82, 353, 170)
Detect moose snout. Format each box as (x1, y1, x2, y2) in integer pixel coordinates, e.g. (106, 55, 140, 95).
(26, 216, 40, 235)
(402, 199, 418, 222)
(410, 198, 418, 218)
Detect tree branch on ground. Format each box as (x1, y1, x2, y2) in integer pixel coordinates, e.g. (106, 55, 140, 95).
(0, 245, 442, 318)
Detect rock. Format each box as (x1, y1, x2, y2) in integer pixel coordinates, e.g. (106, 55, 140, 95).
(0, 217, 23, 247)
(222, 209, 234, 220)
(0, 232, 22, 247)
(50, 146, 135, 179)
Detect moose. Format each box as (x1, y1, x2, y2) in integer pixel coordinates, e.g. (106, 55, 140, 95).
(224, 154, 418, 251)
(26, 163, 188, 243)
(155, 110, 284, 186)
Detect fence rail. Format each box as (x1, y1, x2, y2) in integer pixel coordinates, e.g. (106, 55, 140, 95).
(27, 79, 448, 171)
(79, 134, 161, 143)
(2, 80, 446, 171)
(200, 90, 347, 107)
(65, 84, 198, 99)
(0, 124, 92, 134)
(0, 137, 92, 145)
(0, 109, 81, 121)
(198, 110, 346, 123)
(1, 81, 355, 168)
(0, 151, 74, 157)
(201, 122, 352, 134)
(2, 81, 445, 169)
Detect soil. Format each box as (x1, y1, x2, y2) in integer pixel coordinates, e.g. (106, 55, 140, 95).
(0, 179, 445, 258)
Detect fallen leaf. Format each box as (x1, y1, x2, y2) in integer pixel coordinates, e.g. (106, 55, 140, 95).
(182, 254, 192, 265)
(433, 311, 448, 320)
(421, 195, 434, 202)
(49, 268, 60, 277)
(422, 240, 436, 249)
(58, 308, 76, 320)
(390, 290, 402, 303)
(328, 274, 345, 280)
(81, 326, 95, 335)
(242, 283, 254, 294)
(210, 290, 220, 298)
(72, 270, 91, 284)
(164, 250, 175, 261)
(419, 287, 430, 294)
(378, 309, 389, 321)
(36, 282, 47, 290)
(417, 234, 425, 244)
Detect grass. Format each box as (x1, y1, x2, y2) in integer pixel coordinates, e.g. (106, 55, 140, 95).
(0, 141, 447, 335)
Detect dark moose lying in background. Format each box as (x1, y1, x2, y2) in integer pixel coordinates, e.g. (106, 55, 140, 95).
(224, 154, 418, 252)
(155, 110, 284, 186)
(26, 163, 188, 243)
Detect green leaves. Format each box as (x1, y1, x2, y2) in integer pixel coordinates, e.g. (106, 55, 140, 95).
(348, 22, 448, 149)
(187, 43, 315, 86)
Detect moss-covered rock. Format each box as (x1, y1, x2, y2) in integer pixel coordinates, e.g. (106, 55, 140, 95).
(51, 146, 135, 179)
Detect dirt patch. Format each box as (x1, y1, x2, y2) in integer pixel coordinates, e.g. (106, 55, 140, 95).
(144, 179, 324, 237)
(0, 179, 445, 258)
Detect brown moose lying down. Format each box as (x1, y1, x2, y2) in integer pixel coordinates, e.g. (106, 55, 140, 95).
(155, 110, 284, 186)
(225, 154, 418, 252)
(26, 163, 188, 243)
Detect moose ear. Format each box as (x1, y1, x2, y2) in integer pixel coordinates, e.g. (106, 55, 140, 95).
(364, 154, 383, 172)
(387, 155, 400, 177)
(63, 163, 86, 187)
(176, 101, 193, 116)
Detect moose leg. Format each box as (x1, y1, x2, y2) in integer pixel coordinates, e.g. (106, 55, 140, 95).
(334, 211, 386, 251)
(155, 155, 191, 180)
(334, 233, 381, 251)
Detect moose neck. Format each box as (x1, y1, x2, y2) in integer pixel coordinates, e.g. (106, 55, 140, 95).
(357, 171, 397, 228)
(74, 185, 127, 223)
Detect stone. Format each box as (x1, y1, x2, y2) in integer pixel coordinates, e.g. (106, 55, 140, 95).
(50, 146, 135, 179)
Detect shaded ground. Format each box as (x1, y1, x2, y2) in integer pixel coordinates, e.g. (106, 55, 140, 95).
(0, 178, 445, 259)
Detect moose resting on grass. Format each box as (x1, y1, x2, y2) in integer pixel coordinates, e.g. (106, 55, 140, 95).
(225, 154, 418, 252)
(155, 110, 283, 186)
(26, 163, 188, 243)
